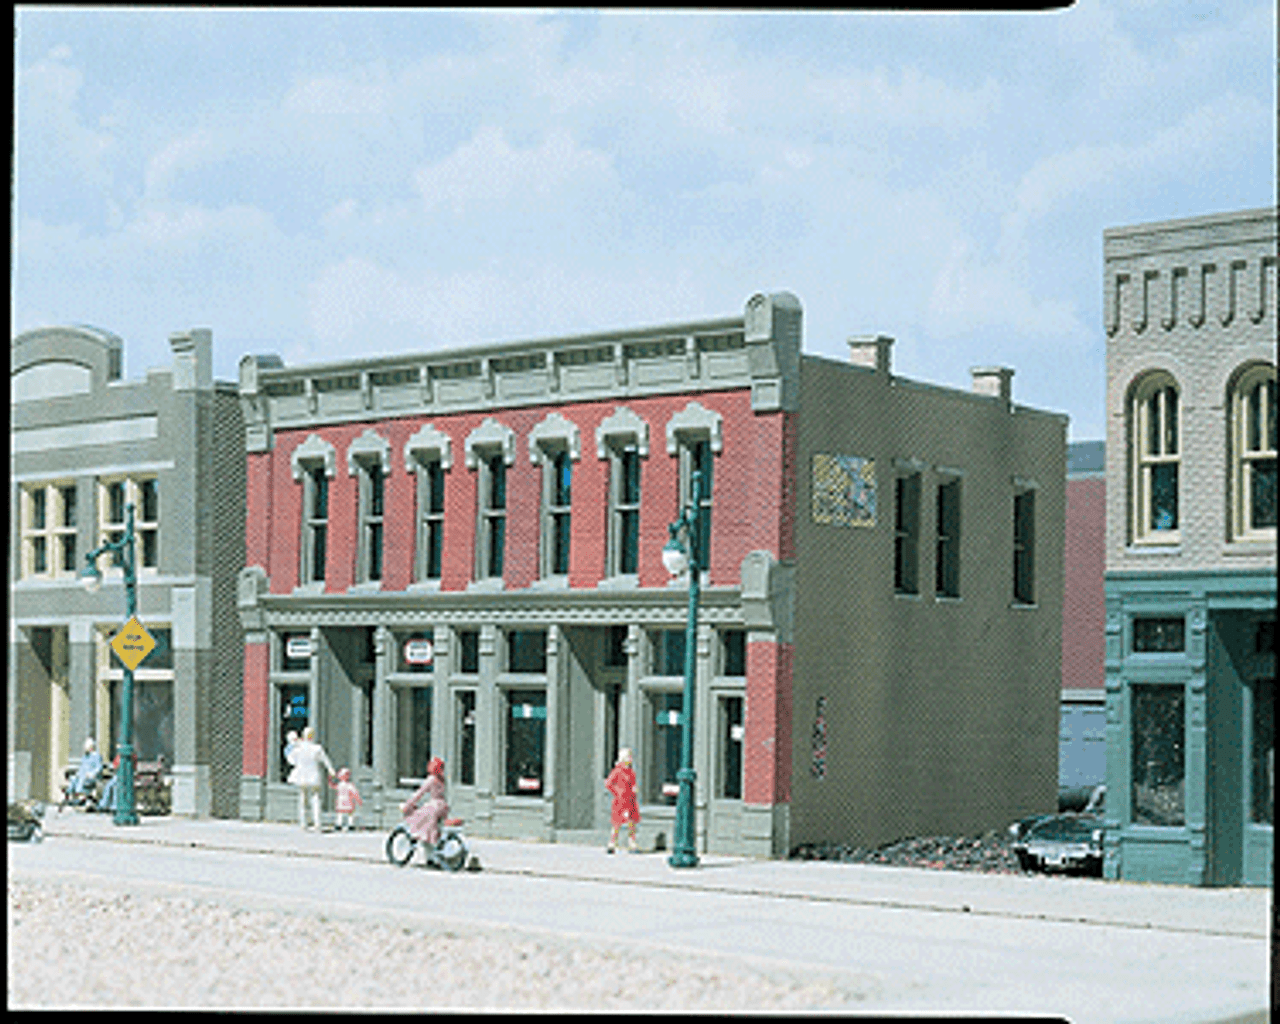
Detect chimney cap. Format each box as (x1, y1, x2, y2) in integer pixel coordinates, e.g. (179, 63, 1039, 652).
(848, 334, 894, 374)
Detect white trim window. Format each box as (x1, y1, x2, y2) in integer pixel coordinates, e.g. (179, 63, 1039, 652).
(20, 481, 78, 579)
(348, 430, 392, 586)
(597, 407, 649, 580)
(1131, 375, 1180, 544)
(405, 424, 453, 584)
(99, 476, 160, 574)
(465, 419, 516, 583)
(1232, 365, 1277, 541)
(292, 434, 336, 587)
(667, 402, 722, 575)
(529, 412, 581, 580)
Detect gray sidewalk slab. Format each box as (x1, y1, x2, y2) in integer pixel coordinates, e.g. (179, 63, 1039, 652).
(33, 810, 1270, 941)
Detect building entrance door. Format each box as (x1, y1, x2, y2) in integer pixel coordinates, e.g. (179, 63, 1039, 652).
(557, 626, 628, 832)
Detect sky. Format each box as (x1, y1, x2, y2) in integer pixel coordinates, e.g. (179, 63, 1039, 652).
(12, 4, 1277, 441)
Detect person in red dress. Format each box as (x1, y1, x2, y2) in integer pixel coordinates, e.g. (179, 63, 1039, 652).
(604, 748, 640, 853)
(402, 756, 448, 847)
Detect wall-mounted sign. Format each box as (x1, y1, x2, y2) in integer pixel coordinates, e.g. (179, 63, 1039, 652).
(516, 776, 542, 791)
(403, 638, 434, 665)
(661, 781, 680, 797)
(285, 636, 313, 661)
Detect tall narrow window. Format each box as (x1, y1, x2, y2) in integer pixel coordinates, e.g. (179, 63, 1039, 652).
(304, 465, 328, 584)
(544, 450, 572, 577)
(455, 690, 477, 786)
(1013, 486, 1036, 605)
(58, 485, 78, 574)
(1132, 377, 1180, 543)
(480, 453, 507, 579)
(611, 445, 642, 576)
(137, 478, 160, 569)
(1131, 684, 1185, 827)
(718, 695, 744, 800)
(417, 458, 445, 581)
(935, 477, 961, 599)
(681, 439, 714, 571)
(1250, 676, 1273, 826)
(894, 473, 920, 595)
(356, 459, 384, 583)
(1233, 367, 1277, 541)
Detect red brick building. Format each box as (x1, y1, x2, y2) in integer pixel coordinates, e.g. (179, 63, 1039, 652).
(236, 292, 1066, 855)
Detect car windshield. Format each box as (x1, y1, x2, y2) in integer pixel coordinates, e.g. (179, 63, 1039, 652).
(1030, 816, 1098, 841)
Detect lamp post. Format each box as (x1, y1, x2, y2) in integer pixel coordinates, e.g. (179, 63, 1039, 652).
(662, 469, 703, 869)
(80, 502, 140, 826)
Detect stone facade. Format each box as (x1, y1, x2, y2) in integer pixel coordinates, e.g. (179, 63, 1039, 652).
(235, 292, 1066, 856)
(1102, 207, 1276, 885)
(9, 326, 245, 816)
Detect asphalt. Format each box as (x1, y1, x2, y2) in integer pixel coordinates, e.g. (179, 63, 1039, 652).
(27, 807, 1272, 942)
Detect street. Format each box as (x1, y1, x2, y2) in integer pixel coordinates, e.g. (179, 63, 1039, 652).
(6, 820, 1271, 1019)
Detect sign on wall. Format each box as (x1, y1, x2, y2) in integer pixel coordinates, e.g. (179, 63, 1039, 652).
(285, 636, 313, 661)
(812, 453, 876, 527)
(403, 638, 434, 665)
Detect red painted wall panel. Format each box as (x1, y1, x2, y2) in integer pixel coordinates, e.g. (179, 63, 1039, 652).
(241, 639, 270, 776)
(744, 638, 794, 805)
(1062, 476, 1105, 690)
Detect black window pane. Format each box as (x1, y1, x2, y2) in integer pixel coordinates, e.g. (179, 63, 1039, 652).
(426, 521, 443, 579)
(395, 686, 432, 784)
(1164, 387, 1178, 455)
(1150, 464, 1178, 531)
(488, 517, 504, 577)
(722, 630, 746, 677)
(1131, 684, 1185, 827)
(1132, 617, 1185, 653)
(459, 631, 480, 674)
(31, 489, 46, 529)
(369, 522, 382, 580)
(553, 513, 571, 575)
(720, 695, 744, 799)
(508, 630, 547, 674)
(312, 469, 328, 519)
(506, 689, 546, 795)
(61, 535, 77, 573)
(142, 530, 158, 569)
(554, 452, 572, 506)
(489, 457, 506, 510)
(61, 486, 76, 527)
(620, 510, 639, 574)
(370, 465, 383, 517)
(655, 630, 686, 677)
(312, 525, 326, 582)
(141, 479, 159, 522)
(456, 690, 476, 786)
(606, 625, 629, 667)
(32, 537, 47, 575)
(1250, 460, 1276, 530)
(622, 450, 640, 505)
(428, 463, 445, 514)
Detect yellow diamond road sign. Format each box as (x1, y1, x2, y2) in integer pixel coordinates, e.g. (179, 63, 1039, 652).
(111, 616, 156, 672)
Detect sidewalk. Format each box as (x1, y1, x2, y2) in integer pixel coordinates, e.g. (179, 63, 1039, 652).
(33, 809, 1270, 941)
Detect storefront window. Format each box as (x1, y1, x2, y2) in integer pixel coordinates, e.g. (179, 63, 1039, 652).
(1132, 617, 1185, 653)
(507, 630, 547, 674)
(1131, 684, 1185, 827)
(110, 679, 174, 765)
(278, 684, 308, 782)
(395, 685, 432, 786)
(1252, 678, 1274, 825)
(648, 691, 683, 804)
(455, 690, 476, 786)
(718, 694, 744, 799)
(505, 689, 546, 796)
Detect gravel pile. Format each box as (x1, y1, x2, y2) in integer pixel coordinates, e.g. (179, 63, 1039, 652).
(791, 829, 1023, 874)
(7, 878, 868, 1011)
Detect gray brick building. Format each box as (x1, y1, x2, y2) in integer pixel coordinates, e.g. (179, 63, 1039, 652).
(10, 326, 245, 816)
(1102, 207, 1276, 885)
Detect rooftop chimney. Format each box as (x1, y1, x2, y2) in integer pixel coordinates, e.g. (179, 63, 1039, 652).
(970, 366, 1014, 407)
(848, 335, 894, 375)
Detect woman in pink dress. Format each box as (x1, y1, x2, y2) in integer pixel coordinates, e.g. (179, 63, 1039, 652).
(402, 756, 448, 847)
(604, 748, 640, 853)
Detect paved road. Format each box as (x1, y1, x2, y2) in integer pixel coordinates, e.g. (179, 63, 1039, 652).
(8, 814, 1272, 1021)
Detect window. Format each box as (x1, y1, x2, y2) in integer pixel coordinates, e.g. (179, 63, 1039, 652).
(357, 459, 385, 583)
(1130, 684, 1185, 827)
(721, 630, 746, 677)
(605, 625, 629, 668)
(20, 482, 77, 579)
(303, 465, 328, 584)
(935, 478, 961, 598)
(456, 630, 480, 674)
(507, 630, 547, 674)
(647, 691, 683, 804)
(505, 688, 546, 796)
(405, 424, 453, 584)
(544, 450, 573, 577)
(1132, 376, 1180, 543)
(101, 624, 174, 765)
(395, 685, 432, 787)
(609, 445, 642, 576)
(894, 473, 920, 595)
(348, 431, 391, 585)
(99, 476, 160, 573)
(1013, 486, 1036, 605)
(455, 690, 477, 786)
(1232, 367, 1277, 541)
(717, 695, 745, 800)
(417, 458, 445, 581)
(277, 684, 309, 782)
(680, 438, 714, 571)
(650, 629, 687, 677)
(478, 453, 507, 580)
(1132, 617, 1185, 653)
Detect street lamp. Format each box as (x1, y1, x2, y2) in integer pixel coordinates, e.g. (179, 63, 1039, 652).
(80, 502, 140, 826)
(663, 469, 703, 869)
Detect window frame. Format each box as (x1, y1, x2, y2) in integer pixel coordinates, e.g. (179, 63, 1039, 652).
(405, 423, 453, 585)
(596, 406, 649, 581)
(20, 481, 78, 579)
(528, 412, 581, 581)
(477, 452, 507, 580)
(1131, 375, 1181, 545)
(935, 474, 962, 599)
(292, 434, 336, 588)
(1013, 483, 1037, 606)
(98, 475, 161, 577)
(1231, 365, 1277, 542)
(893, 470, 921, 595)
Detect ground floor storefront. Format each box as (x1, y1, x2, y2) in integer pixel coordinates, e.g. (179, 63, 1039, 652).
(1103, 569, 1274, 886)
(236, 577, 793, 857)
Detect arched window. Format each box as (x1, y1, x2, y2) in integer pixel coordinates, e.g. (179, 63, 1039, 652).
(1231, 364, 1277, 541)
(1130, 373, 1180, 544)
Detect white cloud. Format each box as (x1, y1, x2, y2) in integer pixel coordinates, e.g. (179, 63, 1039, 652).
(16, 46, 116, 194)
(143, 128, 225, 201)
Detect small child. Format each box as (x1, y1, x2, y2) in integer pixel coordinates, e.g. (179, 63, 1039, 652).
(330, 767, 363, 831)
(604, 748, 640, 853)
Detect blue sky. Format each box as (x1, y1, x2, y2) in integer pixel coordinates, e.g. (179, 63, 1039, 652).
(13, 4, 1277, 440)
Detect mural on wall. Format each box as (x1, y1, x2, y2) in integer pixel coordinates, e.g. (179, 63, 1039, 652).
(811, 454, 876, 527)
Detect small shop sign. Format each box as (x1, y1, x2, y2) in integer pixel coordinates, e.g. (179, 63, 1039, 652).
(517, 776, 542, 791)
(285, 636, 313, 661)
(655, 709, 683, 726)
(661, 781, 680, 797)
(403, 638, 434, 665)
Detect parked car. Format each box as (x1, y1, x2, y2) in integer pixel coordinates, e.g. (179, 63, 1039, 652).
(7, 800, 45, 842)
(1009, 785, 1105, 877)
